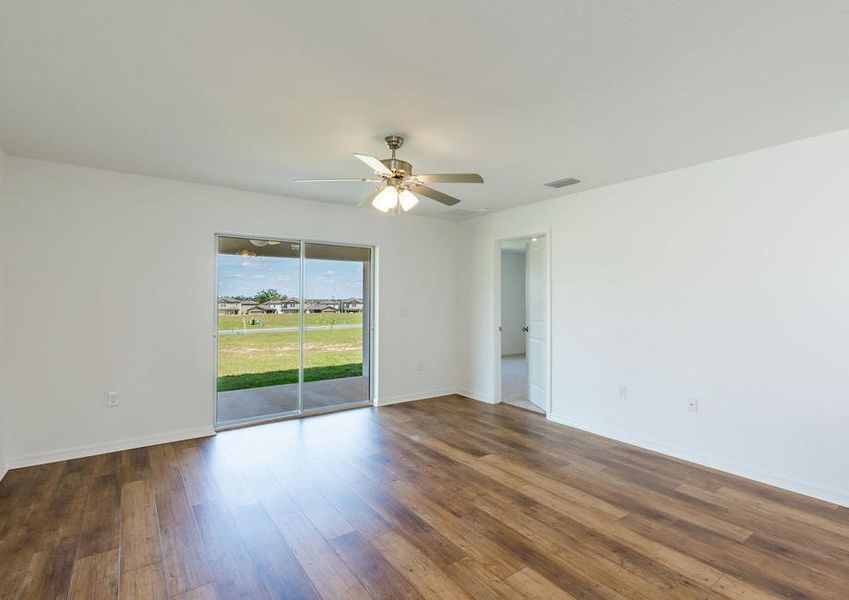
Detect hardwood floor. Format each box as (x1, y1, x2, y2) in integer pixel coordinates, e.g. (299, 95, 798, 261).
(1, 395, 848, 599)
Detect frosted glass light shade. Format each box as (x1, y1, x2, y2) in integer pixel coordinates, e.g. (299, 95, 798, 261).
(372, 186, 399, 212)
(398, 189, 419, 211)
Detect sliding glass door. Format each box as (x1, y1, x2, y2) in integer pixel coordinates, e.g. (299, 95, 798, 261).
(302, 243, 371, 411)
(215, 235, 372, 428)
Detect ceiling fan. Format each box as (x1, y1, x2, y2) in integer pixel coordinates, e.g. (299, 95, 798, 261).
(294, 135, 484, 212)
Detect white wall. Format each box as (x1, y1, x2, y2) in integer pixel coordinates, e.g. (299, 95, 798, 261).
(458, 128, 849, 506)
(500, 250, 526, 355)
(2, 157, 458, 467)
(0, 145, 8, 481)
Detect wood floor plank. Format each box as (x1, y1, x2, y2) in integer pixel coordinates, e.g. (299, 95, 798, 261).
(717, 485, 849, 538)
(676, 483, 849, 578)
(176, 441, 221, 507)
(269, 463, 356, 541)
(371, 530, 472, 599)
(1, 395, 847, 600)
(621, 511, 846, 598)
(76, 474, 121, 559)
(337, 458, 468, 567)
(147, 442, 185, 494)
(388, 476, 526, 579)
(329, 530, 423, 599)
(172, 583, 219, 600)
(120, 479, 162, 573)
(230, 503, 320, 599)
(12, 538, 78, 600)
(197, 440, 259, 510)
(442, 556, 520, 599)
(505, 566, 578, 599)
(191, 499, 271, 599)
(298, 461, 394, 539)
(119, 447, 152, 485)
(67, 548, 119, 599)
(155, 487, 214, 597)
(119, 562, 168, 600)
(268, 510, 371, 599)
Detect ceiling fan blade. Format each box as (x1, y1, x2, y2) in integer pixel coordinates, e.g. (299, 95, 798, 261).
(353, 153, 393, 176)
(413, 184, 461, 206)
(358, 187, 383, 208)
(412, 173, 484, 184)
(294, 177, 382, 183)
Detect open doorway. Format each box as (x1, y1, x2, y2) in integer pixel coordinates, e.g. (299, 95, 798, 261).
(498, 235, 547, 414)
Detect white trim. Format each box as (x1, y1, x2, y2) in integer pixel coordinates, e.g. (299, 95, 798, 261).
(547, 413, 849, 508)
(375, 387, 458, 407)
(0, 464, 8, 483)
(493, 231, 552, 414)
(5, 426, 216, 470)
(456, 389, 497, 404)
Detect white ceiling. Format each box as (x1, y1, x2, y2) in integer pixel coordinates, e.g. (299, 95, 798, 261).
(2, 1, 849, 218)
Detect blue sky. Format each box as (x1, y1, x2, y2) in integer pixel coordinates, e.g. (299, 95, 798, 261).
(218, 254, 363, 299)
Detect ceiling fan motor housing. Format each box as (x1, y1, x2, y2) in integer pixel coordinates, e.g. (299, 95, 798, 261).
(381, 158, 412, 176)
(382, 135, 411, 174)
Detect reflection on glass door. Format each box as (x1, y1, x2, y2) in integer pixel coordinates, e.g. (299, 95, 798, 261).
(215, 235, 371, 428)
(302, 243, 371, 412)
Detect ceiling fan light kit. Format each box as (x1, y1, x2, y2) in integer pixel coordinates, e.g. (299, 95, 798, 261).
(372, 186, 399, 212)
(398, 189, 418, 211)
(294, 135, 484, 213)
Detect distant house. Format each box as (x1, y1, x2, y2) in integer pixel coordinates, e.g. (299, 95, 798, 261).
(280, 298, 300, 312)
(253, 298, 300, 313)
(260, 303, 288, 314)
(219, 297, 308, 315)
(341, 298, 364, 313)
(217, 297, 241, 315)
(238, 300, 259, 315)
(262, 299, 285, 313)
(305, 302, 338, 313)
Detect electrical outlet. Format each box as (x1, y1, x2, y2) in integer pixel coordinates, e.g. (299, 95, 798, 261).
(106, 391, 120, 407)
(687, 398, 699, 413)
(618, 385, 628, 400)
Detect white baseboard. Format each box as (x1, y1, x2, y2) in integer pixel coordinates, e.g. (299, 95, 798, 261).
(547, 413, 849, 508)
(456, 389, 496, 404)
(5, 426, 216, 471)
(0, 464, 7, 483)
(376, 387, 458, 407)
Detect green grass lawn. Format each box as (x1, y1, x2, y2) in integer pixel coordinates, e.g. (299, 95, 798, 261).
(218, 312, 362, 331)
(217, 363, 363, 392)
(217, 327, 363, 392)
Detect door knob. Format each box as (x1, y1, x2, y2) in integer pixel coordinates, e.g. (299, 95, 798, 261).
(521, 326, 529, 332)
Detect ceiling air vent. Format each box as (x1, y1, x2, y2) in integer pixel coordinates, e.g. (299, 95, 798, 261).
(544, 177, 581, 189)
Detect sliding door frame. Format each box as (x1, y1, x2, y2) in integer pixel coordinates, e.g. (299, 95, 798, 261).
(213, 232, 375, 431)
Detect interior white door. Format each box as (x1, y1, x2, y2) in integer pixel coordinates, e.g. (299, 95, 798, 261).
(526, 237, 547, 411)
